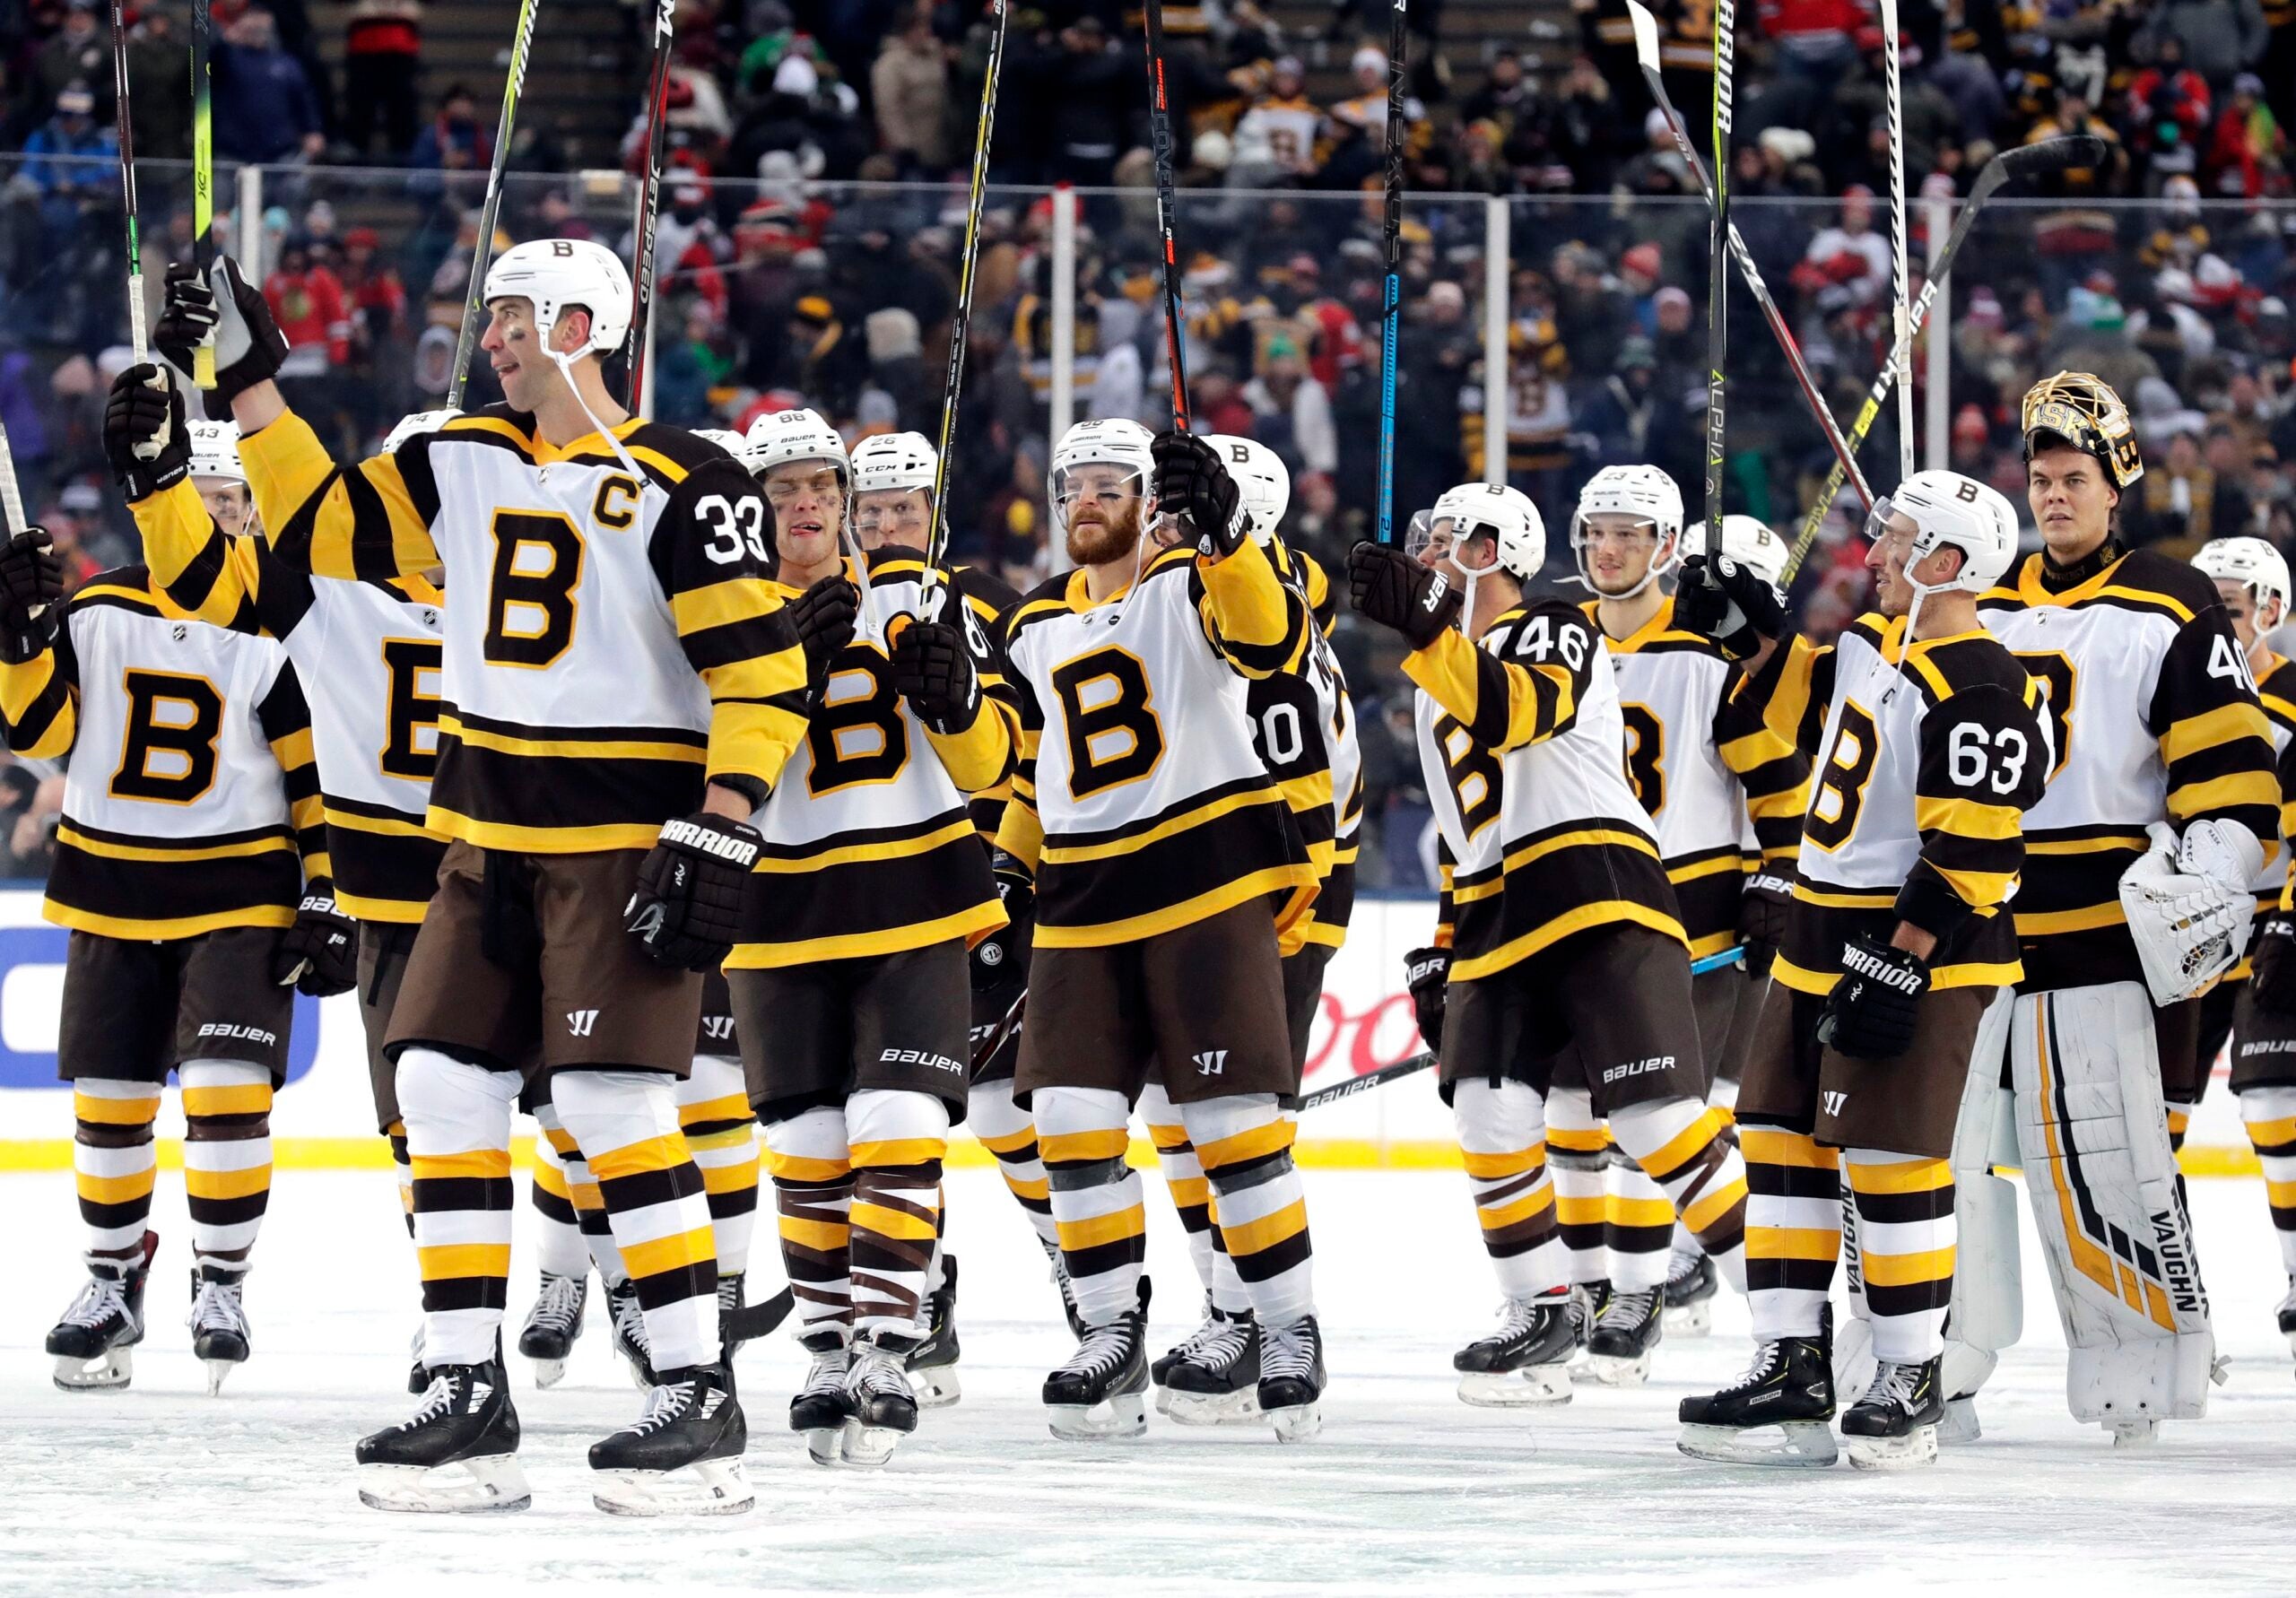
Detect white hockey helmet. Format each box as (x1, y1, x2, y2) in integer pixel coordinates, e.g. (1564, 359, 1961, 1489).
(1204, 433, 1291, 545)
(1870, 469, 2020, 596)
(691, 426, 748, 458)
(381, 407, 459, 456)
(850, 430, 940, 497)
(1048, 417, 1156, 534)
(1689, 513, 1791, 589)
(1428, 481, 1544, 584)
(744, 406, 849, 488)
(2193, 535, 2292, 619)
(1570, 464, 1683, 595)
(187, 419, 243, 484)
(481, 239, 633, 360)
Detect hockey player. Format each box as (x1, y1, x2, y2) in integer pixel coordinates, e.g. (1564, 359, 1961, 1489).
(158, 240, 806, 1514)
(726, 408, 1011, 1466)
(5, 400, 343, 1395)
(1140, 434, 1363, 1423)
(1672, 472, 2047, 1469)
(998, 419, 1326, 1442)
(1575, 473, 1809, 1367)
(1351, 483, 1752, 1407)
(1946, 372, 2278, 1445)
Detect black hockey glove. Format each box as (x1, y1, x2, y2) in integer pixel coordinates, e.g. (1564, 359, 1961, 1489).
(1152, 430, 1249, 559)
(625, 811, 764, 971)
(1404, 945, 1451, 1055)
(1675, 554, 1788, 662)
(890, 618, 980, 734)
(2249, 916, 2296, 1014)
(1816, 932, 1929, 1060)
(1735, 870, 1796, 977)
(155, 257, 289, 414)
(972, 851, 1035, 991)
(789, 575, 857, 687)
(272, 893, 360, 996)
(0, 528, 63, 664)
(103, 365, 192, 501)
(1349, 540, 1463, 651)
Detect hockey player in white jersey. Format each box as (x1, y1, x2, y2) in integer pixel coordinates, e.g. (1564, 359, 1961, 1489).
(158, 239, 808, 1513)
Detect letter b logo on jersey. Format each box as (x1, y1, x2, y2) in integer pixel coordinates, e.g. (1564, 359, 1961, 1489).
(1053, 647, 1166, 800)
(111, 670, 224, 803)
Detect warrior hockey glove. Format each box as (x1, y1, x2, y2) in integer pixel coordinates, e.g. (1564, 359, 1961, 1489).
(2250, 916, 2296, 1015)
(972, 850, 1036, 990)
(155, 257, 289, 414)
(1152, 430, 1249, 559)
(790, 575, 858, 687)
(0, 527, 63, 664)
(102, 365, 192, 501)
(1817, 932, 1928, 1060)
(272, 894, 360, 997)
(890, 618, 979, 734)
(1736, 871, 1796, 977)
(1675, 555, 1787, 662)
(625, 811, 764, 971)
(1404, 945, 1451, 1055)
(1349, 541, 1463, 651)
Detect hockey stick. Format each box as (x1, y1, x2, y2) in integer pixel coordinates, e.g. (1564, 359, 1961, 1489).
(722, 1282, 796, 1343)
(0, 419, 25, 536)
(1778, 133, 2105, 583)
(1626, 3, 1871, 514)
(1141, 0, 1191, 427)
(448, 0, 541, 410)
(623, 0, 676, 413)
(1879, 0, 1913, 481)
(109, 0, 149, 366)
(1373, 0, 1405, 543)
(1700, 0, 1735, 553)
(971, 986, 1026, 1075)
(189, 0, 215, 388)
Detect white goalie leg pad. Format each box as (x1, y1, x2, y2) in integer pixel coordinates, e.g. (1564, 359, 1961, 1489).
(1943, 990, 2021, 1421)
(2012, 982, 2216, 1427)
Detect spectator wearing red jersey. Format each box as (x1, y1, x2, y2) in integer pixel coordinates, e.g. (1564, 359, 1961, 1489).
(342, 0, 423, 158)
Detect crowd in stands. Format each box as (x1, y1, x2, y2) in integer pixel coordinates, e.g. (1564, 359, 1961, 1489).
(3, 0, 2295, 884)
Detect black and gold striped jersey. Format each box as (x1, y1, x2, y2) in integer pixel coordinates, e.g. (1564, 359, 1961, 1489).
(1253, 543, 1361, 950)
(1592, 597, 1812, 959)
(130, 477, 445, 925)
(0, 567, 326, 938)
(1405, 599, 1684, 983)
(2232, 651, 2296, 972)
(239, 404, 808, 853)
(1977, 549, 2279, 991)
(996, 536, 1315, 949)
(726, 544, 1013, 968)
(949, 562, 1022, 850)
(1744, 614, 2050, 996)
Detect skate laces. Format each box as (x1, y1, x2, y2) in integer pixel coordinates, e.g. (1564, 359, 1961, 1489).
(1057, 1318, 1136, 1380)
(526, 1273, 585, 1335)
(399, 1371, 461, 1431)
(1165, 1302, 1226, 1364)
(1260, 1318, 1318, 1382)
(1858, 1359, 1924, 1411)
(187, 1275, 248, 1337)
(1487, 1298, 1544, 1342)
(1602, 1288, 1659, 1326)
(1193, 1314, 1254, 1369)
(1664, 1250, 1704, 1289)
(800, 1345, 851, 1397)
(62, 1275, 129, 1330)
(609, 1284, 651, 1355)
(849, 1343, 912, 1399)
(622, 1377, 698, 1438)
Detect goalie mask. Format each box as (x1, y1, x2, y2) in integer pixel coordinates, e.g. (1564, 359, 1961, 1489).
(1570, 465, 1683, 598)
(2022, 370, 2144, 491)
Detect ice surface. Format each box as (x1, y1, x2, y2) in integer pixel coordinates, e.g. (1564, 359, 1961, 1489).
(5, 1167, 2293, 1596)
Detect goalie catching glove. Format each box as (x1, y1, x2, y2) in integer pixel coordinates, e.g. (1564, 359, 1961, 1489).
(2118, 819, 2261, 1004)
(154, 258, 290, 416)
(1816, 932, 1928, 1059)
(626, 811, 764, 971)
(272, 895, 359, 996)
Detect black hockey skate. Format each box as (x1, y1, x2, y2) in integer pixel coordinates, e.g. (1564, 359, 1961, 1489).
(1454, 1289, 1575, 1408)
(790, 1330, 855, 1466)
(1044, 1280, 1151, 1442)
(357, 1359, 531, 1513)
(1567, 1281, 1610, 1350)
(1582, 1286, 1664, 1386)
(187, 1265, 251, 1396)
(47, 1232, 156, 1392)
(1257, 1314, 1325, 1443)
(605, 1277, 656, 1389)
(2278, 1278, 2296, 1361)
(906, 1254, 961, 1408)
(1677, 1330, 1839, 1467)
(1661, 1250, 1718, 1335)
(1839, 1356, 1944, 1472)
(517, 1271, 588, 1389)
(1160, 1307, 1260, 1426)
(590, 1363, 753, 1515)
(845, 1332, 922, 1466)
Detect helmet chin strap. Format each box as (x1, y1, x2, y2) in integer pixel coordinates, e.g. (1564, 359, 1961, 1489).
(544, 341, 648, 489)
(831, 489, 883, 643)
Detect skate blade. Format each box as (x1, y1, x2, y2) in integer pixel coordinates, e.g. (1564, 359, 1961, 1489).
(1267, 1400, 1321, 1444)
(1163, 1386, 1263, 1427)
(1846, 1425, 1938, 1472)
(1937, 1396, 1981, 1446)
(592, 1458, 754, 1516)
(1047, 1391, 1148, 1442)
(52, 1350, 135, 1392)
(2109, 1420, 2160, 1449)
(1661, 1300, 1712, 1336)
(527, 1357, 568, 1389)
(1677, 1421, 1839, 1468)
(839, 1419, 913, 1468)
(204, 1358, 238, 1397)
(1581, 1351, 1652, 1387)
(910, 1363, 961, 1409)
(2282, 1326, 2296, 1362)
(358, 1455, 533, 1514)
(1457, 1367, 1572, 1408)
(803, 1426, 847, 1468)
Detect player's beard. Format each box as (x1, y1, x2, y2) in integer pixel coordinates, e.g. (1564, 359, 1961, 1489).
(1065, 499, 1144, 568)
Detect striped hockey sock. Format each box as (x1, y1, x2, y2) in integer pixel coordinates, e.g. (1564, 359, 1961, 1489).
(1605, 1142, 1676, 1293)
(681, 1054, 761, 1279)
(1033, 1086, 1146, 1326)
(1742, 1123, 1839, 1343)
(180, 1061, 274, 1276)
(1546, 1086, 1611, 1285)
(2240, 1087, 2296, 1281)
(848, 1089, 950, 1342)
(73, 1079, 160, 1268)
(385, 1118, 413, 1239)
(397, 1047, 519, 1367)
(526, 1115, 590, 1279)
(1610, 1096, 1749, 1291)
(1845, 1149, 1956, 1363)
(966, 1079, 1062, 1254)
(1451, 1079, 1565, 1301)
(1185, 1093, 1314, 1330)
(767, 1105, 855, 1341)
(1140, 1081, 1252, 1315)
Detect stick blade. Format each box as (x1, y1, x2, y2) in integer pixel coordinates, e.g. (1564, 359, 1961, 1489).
(2000, 133, 2108, 180)
(1626, 0, 1661, 72)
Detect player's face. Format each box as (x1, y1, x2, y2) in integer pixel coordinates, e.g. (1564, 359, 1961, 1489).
(2217, 578, 2260, 647)
(2026, 445, 2117, 560)
(196, 477, 252, 537)
(764, 461, 848, 570)
(853, 487, 930, 550)
(1057, 462, 1145, 568)
(1868, 510, 1919, 616)
(481, 298, 558, 413)
(1579, 511, 1661, 595)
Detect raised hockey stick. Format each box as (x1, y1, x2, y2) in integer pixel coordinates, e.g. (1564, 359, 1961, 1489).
(1700, 0, 1735, 553)
(448, 0, 541, 410)
(1141, 0, 1191, 427)
(1778, 133, 2106, 584)
(722, 1282, 797, 1344)
(1626, 2, 1871, 514)
(1879, 0, 1913, 481)
(1373, 0, 1406, 543)
(189, 0, 215, 388)
(0, 419, 26, 536)
(623, 0, 677, 413)
(109, 0, 149, 366)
